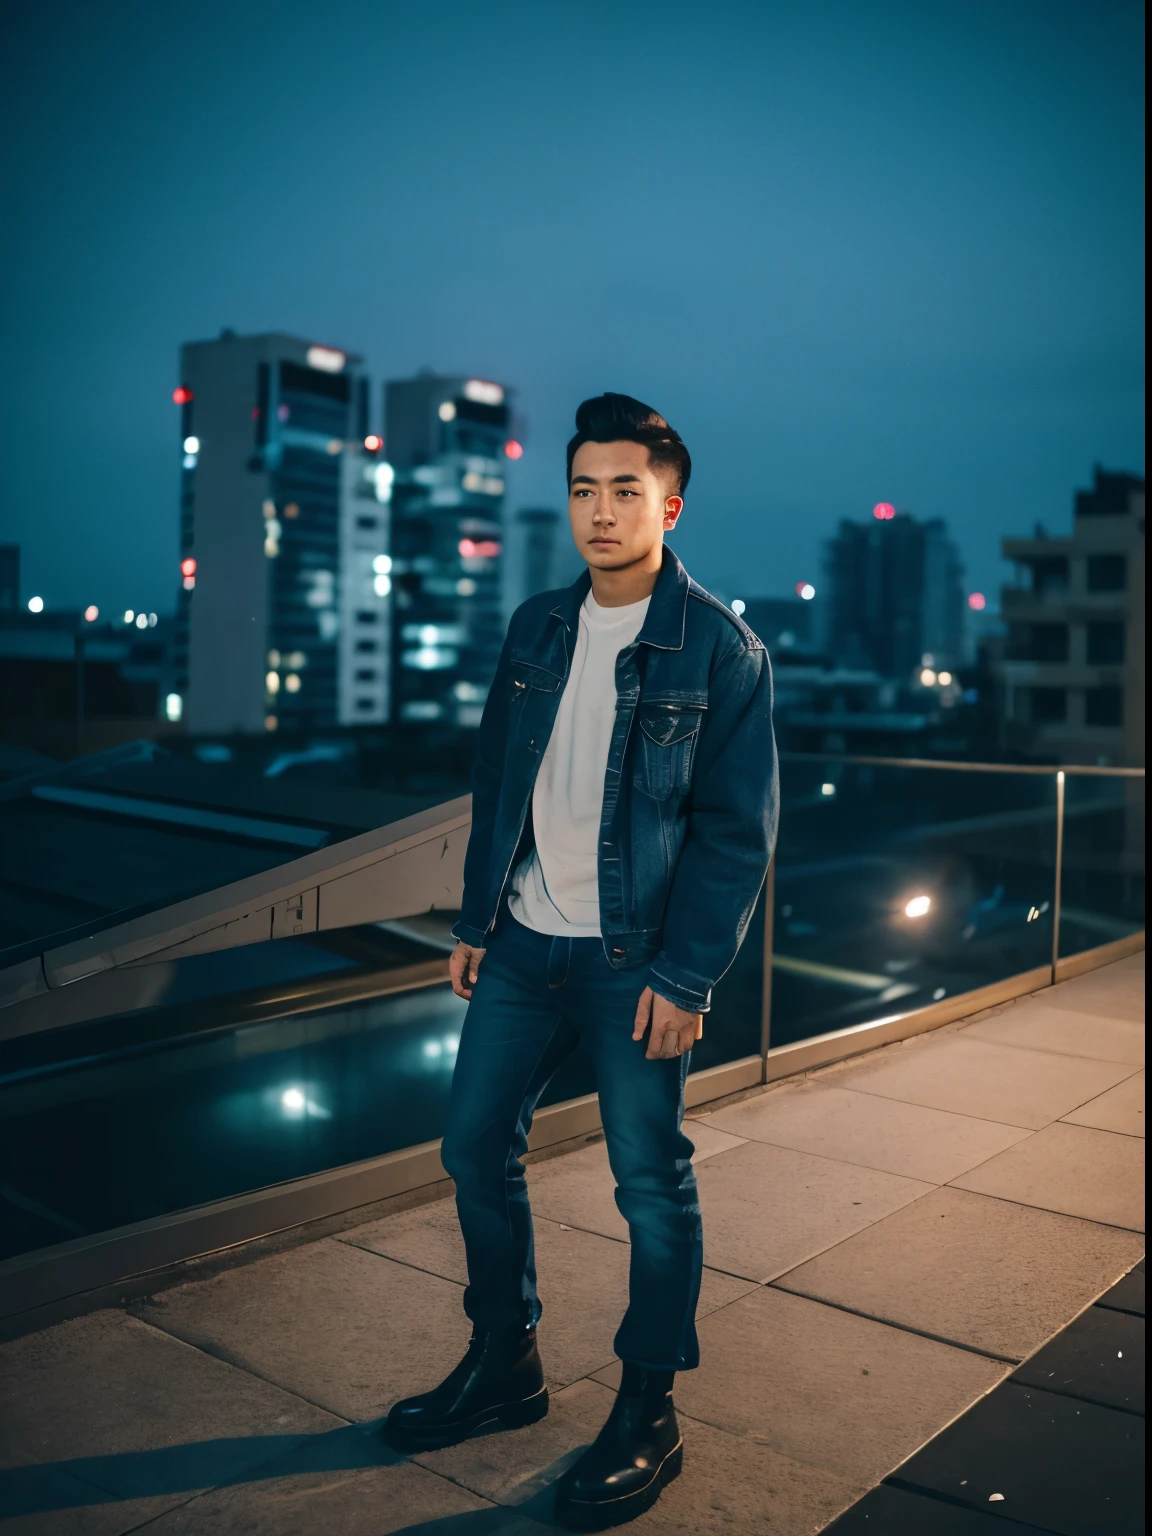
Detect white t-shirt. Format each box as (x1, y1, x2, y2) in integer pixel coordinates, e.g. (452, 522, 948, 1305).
(508, 589, 651, 936)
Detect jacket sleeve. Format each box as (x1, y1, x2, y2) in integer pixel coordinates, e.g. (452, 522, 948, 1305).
(646, 642, 778, 1013)
(451, 624, 515, 948)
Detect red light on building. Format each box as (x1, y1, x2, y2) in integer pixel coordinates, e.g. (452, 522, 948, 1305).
(872, 502, 896, 520)
(459, 538, 502, 558)
(504, 440, 524, 460)
(173, 386, 193, 405)
(180, 557, 197, 577)
(83, 605, 99, 623)
(364, 434, 383, 452)
(968, 591, 986, 611)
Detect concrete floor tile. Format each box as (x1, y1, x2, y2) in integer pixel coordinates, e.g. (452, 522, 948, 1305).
(344, 1195, 468, 1283)
(692, 1137, 931, 1282)
(775, 1186, 1144, 1360)
(0, 1310, 338, 1520)
(132, 1237, 468, 1422)
(0, 1443, 187, 1536)
(682, 1120, 749, 1162)
(132, 1461, 535, 1535)
(962, 1002, 1144, 1065)
(1062, 1071, 1145, 1136)
(951, 1121, 1145, 1231)
(594, 1287, 1004, 1485)
(832, 1036, 1133, 1129)
(700, 1080, 1033, 1184)
(418, 1377, 865, 1536)
(1044, 954, 1145, 1023)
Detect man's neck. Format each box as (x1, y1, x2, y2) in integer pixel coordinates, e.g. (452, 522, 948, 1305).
(587, 547, 663, 609)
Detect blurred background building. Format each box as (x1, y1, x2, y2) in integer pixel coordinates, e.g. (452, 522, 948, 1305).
(171, 330, 389, 736)
(385, 372, 514, 727)
(996, 466, 1145, 766)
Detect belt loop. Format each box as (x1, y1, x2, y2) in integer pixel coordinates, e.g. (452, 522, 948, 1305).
(547, 935, 571, 989)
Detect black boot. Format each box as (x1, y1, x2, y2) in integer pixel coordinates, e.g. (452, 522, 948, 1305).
(384, 1324, 548, 1451)
(555, 1367, 682, 1529)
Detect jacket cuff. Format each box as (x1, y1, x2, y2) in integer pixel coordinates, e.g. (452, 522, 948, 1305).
(647, 959, 713, 1015)
(451, 919, 489, 949)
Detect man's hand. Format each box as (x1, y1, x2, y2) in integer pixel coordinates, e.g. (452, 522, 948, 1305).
(632, 986, 703, 1060)
(449, 941, 486, 1000)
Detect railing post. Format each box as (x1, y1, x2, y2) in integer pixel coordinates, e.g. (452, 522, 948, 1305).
(1051, 770, 1065, 983)
(760, 857, 775, 1081)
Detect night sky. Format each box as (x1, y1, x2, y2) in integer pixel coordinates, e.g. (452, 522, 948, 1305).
(0, 0, 1143, 619)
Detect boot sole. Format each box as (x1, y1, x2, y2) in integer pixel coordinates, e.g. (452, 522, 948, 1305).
(556, 1440, 683, 1529)
(385, 1386, 549, 1452)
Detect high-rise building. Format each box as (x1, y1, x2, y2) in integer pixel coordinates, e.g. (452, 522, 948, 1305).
(739, 596, 817, 654)
(384, 372, 515, 727)
(995, 467, 1145, 765)
(822, 511, 965, 678)
(515, 508, 561, 607)
(172, 330, 391, 735)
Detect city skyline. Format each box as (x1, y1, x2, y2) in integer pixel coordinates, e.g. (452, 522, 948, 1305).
(0, 0, 1144, 618)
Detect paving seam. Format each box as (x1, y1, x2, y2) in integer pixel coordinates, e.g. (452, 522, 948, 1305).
(937, 1179, 1146, 1234)
(883, 1474, 1061, 1532)
(1008, 1373, 1145, 1419)
(767, 1284, 1022, 1363)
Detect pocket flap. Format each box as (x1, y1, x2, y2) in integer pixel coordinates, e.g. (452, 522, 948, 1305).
(638, 705, 704, 746)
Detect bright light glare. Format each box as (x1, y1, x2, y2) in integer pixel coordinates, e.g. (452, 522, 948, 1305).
(938, 670, 953, 686)
(84, 605, 99, 622)
(438, 400, 457, 421)
(28, 595, 44, 613)
(181, 557, 197, 577)
(172, 386, 193, 405)
(306, 345, 345, 373)
(183, 436, 200, 454)
(372, 554, 392, 575)
(165, 692, 183, 721)
(374, 462, 395, 502)
(423, 1040, 443, 1059)
(820, 782, 836, 796)
(919, 668, 937, 686)
(463, 379, 504, 406)
(281, 1087, 306, 1112)
(135, 613, 148, 630)
(731, 599, 746, 616)
(797, 583, 816, 601)
(904, 895, 932, 918)
(873, 502, 896, 520)
(444, 1035, 460, 1054)
(374, 573, 391, 597)
(363, 434, 383, 452)
(504, 439, 523, 460)
(124, 610, 134, 623)
(284, 673, 301, 693)
(968, 592, 986, 611)
(266, 670, 281, 693)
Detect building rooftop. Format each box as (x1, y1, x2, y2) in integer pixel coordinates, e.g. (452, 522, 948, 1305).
(1, 953, 1142, 1533)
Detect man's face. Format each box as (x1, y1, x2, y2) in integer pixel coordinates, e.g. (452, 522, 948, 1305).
(568, 440, 684, 572)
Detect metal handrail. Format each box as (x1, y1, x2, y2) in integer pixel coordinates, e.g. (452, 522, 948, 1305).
(779, 752, 1145, 778)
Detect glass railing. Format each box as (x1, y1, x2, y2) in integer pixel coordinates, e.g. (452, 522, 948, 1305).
(0, 755, 1143, 1276)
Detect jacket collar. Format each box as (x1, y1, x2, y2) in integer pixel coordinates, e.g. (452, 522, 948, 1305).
(547, 545, 689, 652)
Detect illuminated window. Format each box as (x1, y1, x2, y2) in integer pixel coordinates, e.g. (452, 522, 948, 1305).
(463, 379, 504, 406)
(306, 345, 346, 373)
(165, 693, 183, 721)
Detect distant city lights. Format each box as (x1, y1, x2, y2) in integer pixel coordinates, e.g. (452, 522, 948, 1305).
(374, 574, 391, 597)
(374, 462, 395, 503)
(165, 693, 183, 722)
(266, 671, 281, 694)
(463, 379, 504, 406)
(84, 605, 99, 622)
(363, 434, 383, 452)
(968, 592, 986, 611)
(372, 554, 392, 575)
(904, 895, 932, 918)
(920, 668, 937, 686)
(460, 538, 502, 558)
(873, 502, 896, 521)
(504, 439, 524, 460)
(28, 596, 44, 613)
(306, 345, 346, 373)
(820, 782, 836, 797)
(123, 610, 134, 623)
(731, 599, 746, 616)
(180, 557, 197, 577)
(172, 386, 193, 405)
(284, 673, 301, 693)
(438, 400, 457, 421)
(796, 582, 816, 601)
(183, 436, 200, 455)
(938, 670, 953, 686)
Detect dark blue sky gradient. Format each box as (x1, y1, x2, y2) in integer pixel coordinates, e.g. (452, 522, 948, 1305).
(0, 0, 1143, 616)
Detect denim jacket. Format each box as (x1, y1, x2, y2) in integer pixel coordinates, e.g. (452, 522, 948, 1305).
(452, 547, 779, 1013)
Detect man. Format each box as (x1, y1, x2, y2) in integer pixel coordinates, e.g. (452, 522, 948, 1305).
(387, 393, 778, 1528)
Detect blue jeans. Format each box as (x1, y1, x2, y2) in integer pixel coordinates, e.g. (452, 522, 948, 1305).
(441, 906, 704, 1372)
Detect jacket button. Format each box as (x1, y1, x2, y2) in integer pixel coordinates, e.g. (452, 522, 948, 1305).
(529, 738, 535, 749)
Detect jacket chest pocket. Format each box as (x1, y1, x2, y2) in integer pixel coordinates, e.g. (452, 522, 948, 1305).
(634, 704, 704, 800)
(509, 665, 561, 705)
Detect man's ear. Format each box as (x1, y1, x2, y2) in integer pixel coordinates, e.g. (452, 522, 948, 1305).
(663, 495, 684, 529)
